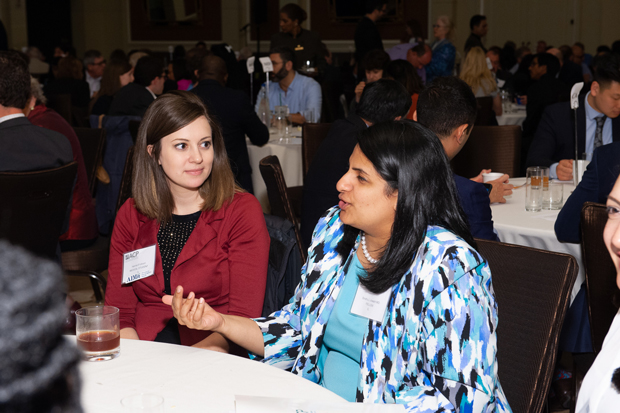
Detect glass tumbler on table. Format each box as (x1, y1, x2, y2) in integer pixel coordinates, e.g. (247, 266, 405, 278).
(525, 166, 544, 211)
(76, 306, 120, 361)
(274, 105, 290, 143)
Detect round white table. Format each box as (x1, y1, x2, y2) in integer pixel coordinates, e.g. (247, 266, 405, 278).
(247, 128, 303, 213)
(496, 104, 526, 127)
(490, 177, 584, 303)
(74, 337, 344, 412)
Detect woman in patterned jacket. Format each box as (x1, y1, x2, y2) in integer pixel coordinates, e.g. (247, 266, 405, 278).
(164, 120, 513, 412)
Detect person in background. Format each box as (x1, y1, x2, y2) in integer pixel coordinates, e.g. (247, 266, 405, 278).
(108, 56, 165, 117)
(406, 43, 432, 84)
(184, 47, 210, 91)
(270, 3, 324, 73)
(537, 40, 548, 54)
(254, 47, 322, 125)
(105, 91, 269, 348)
(83, 49, 106, 98)
(26, 78, 98, 251)
(575, 174, 620, 412)
(386, 19, 425, 61)
(425, 15, 456, 83)
(572, 42, 593, 83)
(0, 241, 82, 412)
(486, 46, 501, 75)
(465, 14, 488, 53)
(91, 58, 134, 116)
(192, 55, 269, 194)
(44, 55, 91, 110)
(354, 0, 387, 76)
(353, 49, 390, 104)
(165, 120, 512, 412)
(301, 79, 411, 248)
(459, 46, 503, 116)
(384, 59, 423, 119)
(168, 58, 192, 91)
(511, 46, 532, 74)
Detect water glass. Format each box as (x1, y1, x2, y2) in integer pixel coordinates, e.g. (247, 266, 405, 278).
(544, 180, 564, 210)
(303, 108, 316, 124)
(525, 166, 543, 211)
(540, 166, 550, 208)
(76, 306, 120, 361)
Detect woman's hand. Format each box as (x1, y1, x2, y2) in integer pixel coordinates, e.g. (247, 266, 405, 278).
(355, 81, 366, 102)
(162, 286, 224, 332)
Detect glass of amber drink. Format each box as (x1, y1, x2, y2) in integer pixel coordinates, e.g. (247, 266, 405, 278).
(76, 306, 120, 361)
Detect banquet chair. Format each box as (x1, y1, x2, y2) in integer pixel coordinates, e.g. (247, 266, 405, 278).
(474, 96, 497, 126)
(259, 155, 306, 262)
(116, 146, 135, 212)
(128, 120, 141, 144)
(451, 125, 521, 179)
(0, 162, 77, 261)
(301, 122, 331, 182)
(580, 202, 618, 353)
(476, 239, 578, 413)
(46, 93, 73, 125)
(73, 127, 106, 196)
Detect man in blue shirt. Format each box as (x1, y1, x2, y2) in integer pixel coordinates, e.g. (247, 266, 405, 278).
(526, 53, 620, 180)
(255, 47, 321, 125)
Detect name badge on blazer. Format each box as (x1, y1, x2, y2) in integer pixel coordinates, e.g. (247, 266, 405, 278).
(295, 44, 304, 51)
(122, 245, 156, 284)
(350, 283, 391, 323)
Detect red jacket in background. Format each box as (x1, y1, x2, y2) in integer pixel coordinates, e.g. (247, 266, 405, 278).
(28, 105, 98, 242)
(105, 193, 270, 346)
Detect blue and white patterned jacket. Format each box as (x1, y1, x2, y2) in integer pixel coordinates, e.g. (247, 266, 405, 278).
(252, 208, 512, 413)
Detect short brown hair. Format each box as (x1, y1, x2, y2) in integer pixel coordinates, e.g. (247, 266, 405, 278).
(56, 56, 83, 80)
(132, 90, 240, 222)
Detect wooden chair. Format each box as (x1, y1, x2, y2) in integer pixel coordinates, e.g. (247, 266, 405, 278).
(46, 94, 73, 126)
(476, 239, 579, 413)
(451, 125, 521, 178)
(0, 162, 77, 260)
(73, 127, 106, 196)
(116, 146, 135, 213)
(474, 96, 497, 126)
(580, 202, 618, 353)
(301, 122, 331, 182)
(259, 155, 306, 262)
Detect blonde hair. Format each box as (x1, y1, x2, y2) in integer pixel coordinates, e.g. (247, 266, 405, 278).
(132, 91, 241, 222)
(459, 46, 497, 96)
(436, 15, 454, 41)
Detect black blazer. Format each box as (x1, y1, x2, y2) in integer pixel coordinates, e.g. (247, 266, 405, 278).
(192, 79, 269, 192)
(300, 113, 367, 248)
(526, 95, 620, 168)
(0, 116, 73, 172)
(108, 83, 155, 117)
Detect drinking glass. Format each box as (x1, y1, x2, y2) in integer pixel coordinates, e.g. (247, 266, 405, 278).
(540, 166, 550, 208)
(525, 166, 543, 211)
(303, 108, 315, 124)
(544, 180, 564, 210)
(121, 394, 164, 412)
(76, 306, 120, 361)
(573, 153, 591, 186)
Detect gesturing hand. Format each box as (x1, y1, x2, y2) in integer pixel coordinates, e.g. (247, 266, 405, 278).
(162, 286, 224, 332)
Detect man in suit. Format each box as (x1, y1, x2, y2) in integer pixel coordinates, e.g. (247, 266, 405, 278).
(0, 51, 72, 171)
(555, 141, 620, 243)
(415, 76, 500, 241)
(354, 0, 387, 75)
(300, 79, 410, 248)
(192, 55, 269, 193)
(527, 53, 620, 180)
(108, 56, 165, 117)
(464, 15, 487, 53)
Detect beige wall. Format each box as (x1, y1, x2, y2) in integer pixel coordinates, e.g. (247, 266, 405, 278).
(2, 0, 28, 51)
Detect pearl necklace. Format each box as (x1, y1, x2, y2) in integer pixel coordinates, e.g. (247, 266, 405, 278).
(360, 231, 379, 264)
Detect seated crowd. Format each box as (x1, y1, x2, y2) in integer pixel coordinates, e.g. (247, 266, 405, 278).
(2, 0, 620, 411)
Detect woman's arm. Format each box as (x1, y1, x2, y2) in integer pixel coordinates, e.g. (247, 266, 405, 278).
(120, 328, 139, 340)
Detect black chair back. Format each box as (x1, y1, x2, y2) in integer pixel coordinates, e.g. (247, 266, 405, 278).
(476, 239, 578, 413)
(581, 202, 619, 353)
(46, 94, 73, 125)
(116, 146, 135, 213)
(0, 162, 78, 260)
(301, 123, 331, 182)
(73, 127, 106, 196)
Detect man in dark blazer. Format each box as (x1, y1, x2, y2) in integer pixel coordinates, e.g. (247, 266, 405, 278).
(300, 79, 410, 248)
(527, 53, 620, 180)
(555, 141, 620, 243)
(354, 0, 386, 75)
(0, 51, 72, 171)
(416, 76, 500, 242)
(192, 55, 269, 193)
(108, 56, 165, 117)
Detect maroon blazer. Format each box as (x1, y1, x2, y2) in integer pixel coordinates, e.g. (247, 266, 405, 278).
(105, 193, 270, 345)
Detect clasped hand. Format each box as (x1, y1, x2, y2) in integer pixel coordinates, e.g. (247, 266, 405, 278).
(162, 286, 223, 332)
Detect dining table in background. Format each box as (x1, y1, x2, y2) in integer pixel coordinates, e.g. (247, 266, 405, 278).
(496, 103, 526, 127)
(490, 177, 584, 304)
(75, 337, 345, 412)
(247, 128, 303, 213)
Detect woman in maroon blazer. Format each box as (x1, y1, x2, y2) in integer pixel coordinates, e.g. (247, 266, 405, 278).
(104, 91, 269, 348)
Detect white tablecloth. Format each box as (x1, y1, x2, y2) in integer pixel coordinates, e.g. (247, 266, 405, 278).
(247, 129, 303, 213)
(490, 177, 584, 303)
(75, 337, 344, 412)
(496, 104, 526, 127)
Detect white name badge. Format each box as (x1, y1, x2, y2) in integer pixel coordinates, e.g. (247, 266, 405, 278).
(246, 56, 255, 74)
(350, 283, 391, 323)
(122, 245, 156, 284)
(259, 56, 273, 73)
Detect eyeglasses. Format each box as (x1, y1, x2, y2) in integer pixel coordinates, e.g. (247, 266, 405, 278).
(92, 59, 106, 66)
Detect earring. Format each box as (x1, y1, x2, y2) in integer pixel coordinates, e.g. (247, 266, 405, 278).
(30, 107, 34, 111)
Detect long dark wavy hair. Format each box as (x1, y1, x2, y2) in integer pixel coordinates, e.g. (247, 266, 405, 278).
(336, 120, 476, 294)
